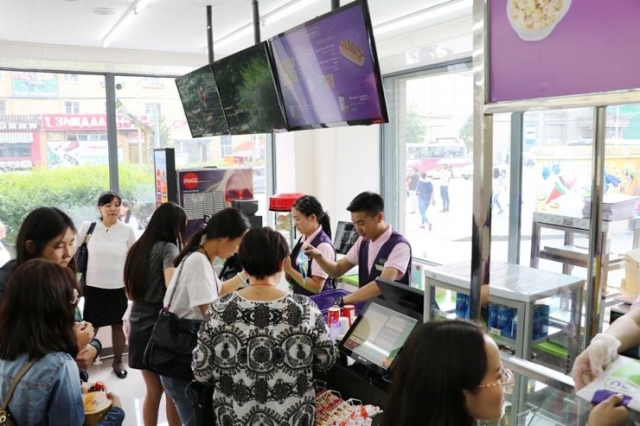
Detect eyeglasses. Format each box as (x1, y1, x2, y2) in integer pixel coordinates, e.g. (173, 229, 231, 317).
(70, 289, 79, 305)
(477, 367, 514, 394)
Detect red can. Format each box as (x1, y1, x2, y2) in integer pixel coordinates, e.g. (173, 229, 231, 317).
(342, 305, 356, 326)
(327, 306, 341, 327)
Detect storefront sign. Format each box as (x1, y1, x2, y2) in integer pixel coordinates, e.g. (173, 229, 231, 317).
(42, 114, 151, 131)
(489, 0, 640, 102)
(0, 115, 41, 131)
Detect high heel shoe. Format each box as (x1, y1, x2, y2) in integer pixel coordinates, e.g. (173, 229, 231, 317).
(113, 363, 127, 379)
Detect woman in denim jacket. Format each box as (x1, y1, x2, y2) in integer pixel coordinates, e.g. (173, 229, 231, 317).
(0, 259, 124, 425)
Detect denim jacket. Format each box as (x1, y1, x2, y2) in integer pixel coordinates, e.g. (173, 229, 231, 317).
(0, 352, 124, 426)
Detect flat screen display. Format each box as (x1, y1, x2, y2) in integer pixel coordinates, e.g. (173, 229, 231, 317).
(376, 277, 425, 316)
(269, 0, 388, 130)
(175, 64, 229, 138)
(334, 220, 359, 255)
(212, 42, 287, 134)
(339, 298, 420, 376)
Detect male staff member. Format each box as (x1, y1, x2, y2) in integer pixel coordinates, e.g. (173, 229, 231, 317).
(305, 192, 411, 305)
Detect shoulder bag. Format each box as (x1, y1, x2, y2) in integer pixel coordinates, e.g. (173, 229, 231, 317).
(0, 360, 36, 426)
(75, 222, 96, 275)
(143, 254, 202, 379)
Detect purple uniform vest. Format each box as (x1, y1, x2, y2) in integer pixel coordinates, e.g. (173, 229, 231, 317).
(290, 230, 336, 296)
(358, 231, 412, 286)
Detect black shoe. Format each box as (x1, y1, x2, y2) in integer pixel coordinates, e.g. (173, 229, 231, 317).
(113, 363, 128, 379)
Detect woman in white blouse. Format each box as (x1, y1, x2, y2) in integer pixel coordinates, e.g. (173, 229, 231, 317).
(159, 208, 250, 426)
(0, 221, 10, 267)
(77, 191, 135, 379)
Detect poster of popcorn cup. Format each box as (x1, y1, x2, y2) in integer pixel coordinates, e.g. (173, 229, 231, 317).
(507, 0, 572, 41)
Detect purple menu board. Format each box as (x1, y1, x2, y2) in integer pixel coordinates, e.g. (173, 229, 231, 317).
(269, 0, 388, 130)
(489, 0, 640, 103)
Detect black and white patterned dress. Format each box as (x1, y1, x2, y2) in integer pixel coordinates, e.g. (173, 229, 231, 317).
(193, 292, 336, 426)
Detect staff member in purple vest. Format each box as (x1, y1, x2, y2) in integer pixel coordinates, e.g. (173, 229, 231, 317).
(304, 192, 412, 305)
(284, 195, 336, 295)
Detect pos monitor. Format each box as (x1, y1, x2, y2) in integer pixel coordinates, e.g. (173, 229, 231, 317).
(338, 297, 422, 377)
(375, 277, 425, 317)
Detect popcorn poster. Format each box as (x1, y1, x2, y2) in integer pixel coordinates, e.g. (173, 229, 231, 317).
(488, 0, 640, 102)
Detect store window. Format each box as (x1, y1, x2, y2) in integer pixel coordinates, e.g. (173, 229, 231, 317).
(384, 62, 474, 265)
(65, 101, 80, 114)
(115, 76, 270, 229)
(0, 71, 109, 244)
(63, 74, 79, 83)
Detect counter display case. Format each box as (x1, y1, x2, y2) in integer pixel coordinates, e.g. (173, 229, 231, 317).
(423, 261, 584, 372)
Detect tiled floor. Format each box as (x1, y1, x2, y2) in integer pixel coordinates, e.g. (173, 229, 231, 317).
(86, 356, 169, 426)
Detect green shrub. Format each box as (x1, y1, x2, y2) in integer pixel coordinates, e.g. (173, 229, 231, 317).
(0, 164, 154, 243)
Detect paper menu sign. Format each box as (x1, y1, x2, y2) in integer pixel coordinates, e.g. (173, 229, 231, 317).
(576, 356, 640, 410)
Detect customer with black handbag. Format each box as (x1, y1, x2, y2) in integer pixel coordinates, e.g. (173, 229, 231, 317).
(193, 227, 336, 426)
(0, 207, 101, 380)
(153, 208, 250, 426)
(123, 202, 187, 426)
(80, 191, 136, 380)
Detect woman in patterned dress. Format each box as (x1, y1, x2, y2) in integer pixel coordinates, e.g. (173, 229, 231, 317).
(193, 227, 336, 426)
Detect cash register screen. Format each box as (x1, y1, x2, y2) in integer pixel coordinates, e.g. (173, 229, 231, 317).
(338, 298, 420, 376)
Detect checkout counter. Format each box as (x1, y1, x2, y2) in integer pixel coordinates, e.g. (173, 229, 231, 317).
(312, 279, 425, 423)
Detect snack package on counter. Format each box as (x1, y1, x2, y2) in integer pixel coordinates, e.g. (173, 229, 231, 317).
(575, 355, 639, 410)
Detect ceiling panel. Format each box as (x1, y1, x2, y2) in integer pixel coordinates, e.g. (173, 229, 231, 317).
(0, 0, 470, 56)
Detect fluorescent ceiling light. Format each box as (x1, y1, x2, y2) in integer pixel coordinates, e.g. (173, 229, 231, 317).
(262, 0, 319, 26)
(213, 0, 320, 50)
(102, 0, 153, 48)
(215, 25, 254, 49)
(374, 0, 472, 36)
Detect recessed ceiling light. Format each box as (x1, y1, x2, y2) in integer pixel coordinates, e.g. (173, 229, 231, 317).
(93, 7, 116, 15)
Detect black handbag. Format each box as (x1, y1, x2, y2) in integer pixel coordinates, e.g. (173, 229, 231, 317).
(75, 221, 96, 274)
(142, 256, 202, 379)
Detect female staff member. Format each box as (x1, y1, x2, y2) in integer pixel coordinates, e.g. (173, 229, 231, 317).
(383, 320, 627, 426)
(193, 227, 335, 425)
(0, 259, 124, 425)
(123, 202, 186, 426)
(160, 208, 250, 426)
(0, 207, 100, 375)
(79, 191, 136, 379)
(284, 195, 336, 295)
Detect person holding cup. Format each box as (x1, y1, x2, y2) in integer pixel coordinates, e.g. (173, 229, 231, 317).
(0, 259, 124, 425)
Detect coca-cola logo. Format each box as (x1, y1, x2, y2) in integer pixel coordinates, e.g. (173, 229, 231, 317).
(183, 172, 199, 190)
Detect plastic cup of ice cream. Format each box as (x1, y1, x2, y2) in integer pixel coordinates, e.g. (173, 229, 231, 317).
(507, 0, 572, 42)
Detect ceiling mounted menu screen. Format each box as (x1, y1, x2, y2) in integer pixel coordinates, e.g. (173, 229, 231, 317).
(175, 64, 229, 138)
(269, 0, 388, 130)
(212, 42, 286, 135)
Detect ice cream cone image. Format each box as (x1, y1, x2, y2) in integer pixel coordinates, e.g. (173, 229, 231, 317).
(546, 181, 565, 204)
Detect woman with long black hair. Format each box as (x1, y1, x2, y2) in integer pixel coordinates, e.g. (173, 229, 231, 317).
(160, 208, 250, 426)
(123, 202, 187, 426)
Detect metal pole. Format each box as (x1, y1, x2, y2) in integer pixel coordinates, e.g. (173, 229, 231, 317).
(508, 112, 524, 264)
(584, 106, 607, 346)
(105, 74, 119, 192)
(470, 0, 492, 321)
(252, 0, 261, 44)
(207, 5, 214, 63)
(331, 0, 340, 10)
